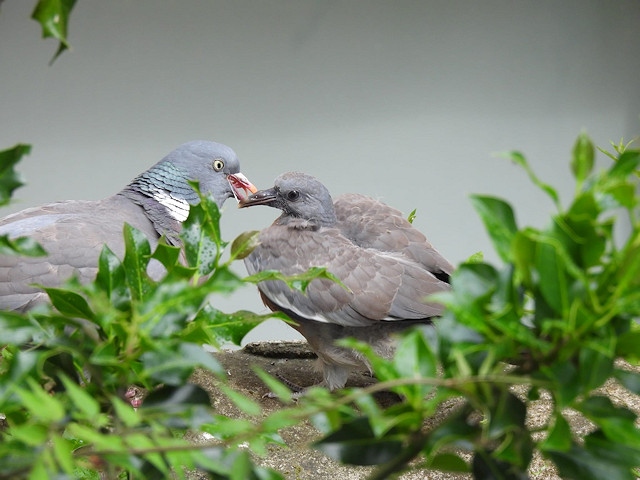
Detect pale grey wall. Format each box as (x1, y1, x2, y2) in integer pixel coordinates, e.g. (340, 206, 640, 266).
(1, 1, 639, 342)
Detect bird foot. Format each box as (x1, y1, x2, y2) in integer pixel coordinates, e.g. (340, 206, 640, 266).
(262, 373, 307, 400)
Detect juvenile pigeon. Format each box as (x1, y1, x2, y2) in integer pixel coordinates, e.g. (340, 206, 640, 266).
(239, 172, 452, 391)
(0, 140, 257, 312)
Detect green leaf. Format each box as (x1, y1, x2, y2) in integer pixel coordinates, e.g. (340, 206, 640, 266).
(140, 280, 207, 338)
(122, 223, 153, 301)
(424, 406, 480, 453)
(31, 0, 77, 63)
(95, 245, 128, 305)
(181, 186, 223, 276)
(229, 230, 260, 261)
(111, 395, 141, 427)
(540, 361, 580, 407)
(571, 132, 595, 183)
(393, 329, 437, 402)
(578, 396, 640, 446)
(489, 390, 526, 434)
(521, 231, 571, 314)
(9, 423, 49, 446)
(540, 414, 571, 452)
(472, 452, 528, 480)
(42, 286, 95, 320)
(17, 378, 65, 422)
(0, 349, 39, 403)
(613, 369, 640, 395)
(407, 208, 417, 224)
(245, 266, 348, 293)
(313, 417, 403, 466)
(59, 374, 101, 421)
(428, 452, 470, 472)
(0, 144, 28, 206)
(578, 347, 613, 392)
(470, 195, 518, 263)
(151, 240, 182, 270)
(0, 312, 42, 345)
(51, 434, 75, 475)
(141, 384, 211, 412)
(0, 234, 46, 257)
(609, 149, 640, 180)
(547, 436, 639, 480)
(191, 306, 266, 347)
(141, 343, 222, 385)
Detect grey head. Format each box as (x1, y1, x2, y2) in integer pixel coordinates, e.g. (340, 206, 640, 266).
(239, 172, 337, 228)
(123, 140, 249, 210)
(120, 140, 256, 243)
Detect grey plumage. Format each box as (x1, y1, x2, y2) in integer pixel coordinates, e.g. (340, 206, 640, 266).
(0, 140, 256, 312)
(240, 171, 453, 390)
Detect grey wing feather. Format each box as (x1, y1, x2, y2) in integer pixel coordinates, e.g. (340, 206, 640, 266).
(0, 196, 161, 311)
(245, 225, 449, 328)
(334, 193, 454, 278)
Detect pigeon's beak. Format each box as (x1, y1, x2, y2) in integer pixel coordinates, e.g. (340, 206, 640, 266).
(228, 173, 258, 202)
(238, 187, 278, 208)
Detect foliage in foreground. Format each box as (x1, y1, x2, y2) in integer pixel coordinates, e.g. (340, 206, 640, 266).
(2, 133, 640, 480)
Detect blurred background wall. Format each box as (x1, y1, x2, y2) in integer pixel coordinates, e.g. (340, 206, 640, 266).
(1, 0, 639, 342)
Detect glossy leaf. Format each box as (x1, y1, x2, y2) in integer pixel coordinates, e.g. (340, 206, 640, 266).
(122, 223, 153, 301)
(95, 245, 128, 305)
(230, 230, 260, 261)
(245, 266, 347, 293)
(31, 0, 77, 63)
(191, 306, 267, 347)
(470, 195, 518, 263)
(42, 286, 95, 320)
(0, 144, 28, 206)
(151, 240, 182, 270)
(181, 188, 222, 276)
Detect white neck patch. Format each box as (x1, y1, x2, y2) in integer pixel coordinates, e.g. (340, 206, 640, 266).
(151, 188, 190, 222)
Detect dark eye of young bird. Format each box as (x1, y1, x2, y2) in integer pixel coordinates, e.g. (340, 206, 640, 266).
(286, 190, 300, 201)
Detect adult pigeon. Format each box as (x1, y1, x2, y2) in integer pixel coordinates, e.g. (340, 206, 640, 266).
(0, 140, 257, 312)
(239, 171, 453, 391)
